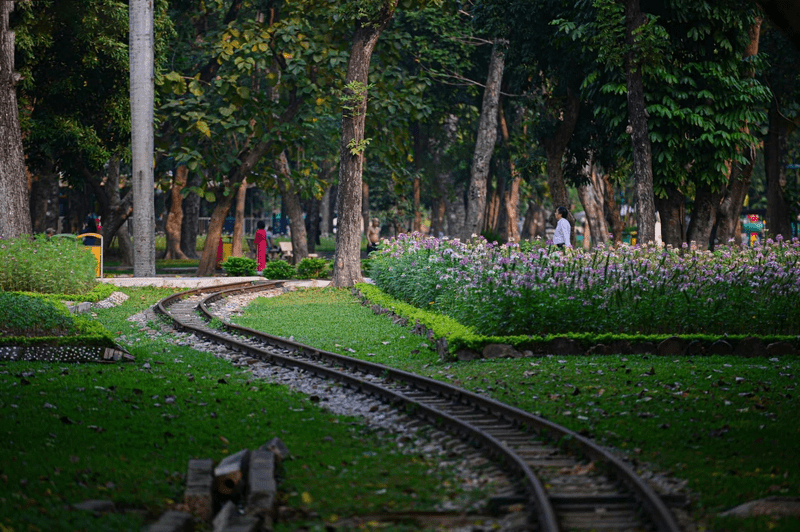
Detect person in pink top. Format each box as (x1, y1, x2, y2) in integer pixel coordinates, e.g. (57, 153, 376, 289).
(253, 221, 268, 271)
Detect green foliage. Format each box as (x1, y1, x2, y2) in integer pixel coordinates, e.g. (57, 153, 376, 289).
(230, 287, 800, 531)
(261, 260, 296, 280)
(14, 0, 174, 177)
(221, 256, 257, 277)
(0, 293, 76, 337)
(370, 234, 800, 337)
(295, 258, 330, 279)
(12, 283, 117, 305)
(0, 235, 97, 294)
(0, 286, 489, 531)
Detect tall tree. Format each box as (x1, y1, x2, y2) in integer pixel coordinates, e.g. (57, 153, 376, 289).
(714, 18, 762, 244)
(624, 0, 656, 244)
(462, 39, 504, 240)
(130, 0, 155, 276)
(332, 0, 399, 287)
(0, 0, 30, 238)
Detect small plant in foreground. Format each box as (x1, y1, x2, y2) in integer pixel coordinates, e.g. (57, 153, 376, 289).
(262, 259, 295, 280)
(295, 257, 330, 279)
(0, 292, 76, 337)
(0, 234, 97, 294)
(221, 256, 257, 276)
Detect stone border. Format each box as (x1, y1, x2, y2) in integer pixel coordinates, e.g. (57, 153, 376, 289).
(0, 345, 133, 363)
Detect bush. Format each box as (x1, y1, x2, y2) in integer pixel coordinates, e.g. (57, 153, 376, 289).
(0, 292, 77, 337)
(295, 258, 330, 279)
(221, 256, 257, 277)
(0, 234, 97, 294)
(262, 260, 295, 280)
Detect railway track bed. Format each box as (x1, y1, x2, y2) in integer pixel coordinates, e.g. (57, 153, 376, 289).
(153, 280, 688, 532)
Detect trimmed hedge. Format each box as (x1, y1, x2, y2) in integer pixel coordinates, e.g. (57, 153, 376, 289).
(354, 283, 800, 359)
(0, 292, 117, 348)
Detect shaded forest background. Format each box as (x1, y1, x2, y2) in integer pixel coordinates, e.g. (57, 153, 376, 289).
(7, 0, 800, 274)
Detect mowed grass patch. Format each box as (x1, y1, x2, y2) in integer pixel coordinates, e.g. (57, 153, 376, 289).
(0, 287, 489, 532)
(233, 287, 800, 532)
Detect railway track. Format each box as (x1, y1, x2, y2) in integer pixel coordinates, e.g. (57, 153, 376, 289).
(155, 280, 684, 532)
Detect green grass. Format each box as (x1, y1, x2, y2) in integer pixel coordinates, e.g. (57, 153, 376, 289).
(232, 288, 800, 532)
(0, 287, 492, 532)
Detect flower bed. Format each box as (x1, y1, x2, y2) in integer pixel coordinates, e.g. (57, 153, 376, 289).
(369, 234, 800, 337)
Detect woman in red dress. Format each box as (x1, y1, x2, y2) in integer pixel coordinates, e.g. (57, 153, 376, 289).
(253, 221, 267, 272)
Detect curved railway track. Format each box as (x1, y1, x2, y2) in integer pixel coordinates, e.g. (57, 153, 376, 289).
(155, 280, 684, 532)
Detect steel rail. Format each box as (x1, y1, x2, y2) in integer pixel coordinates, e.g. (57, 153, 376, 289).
(155, 281, 681, 532)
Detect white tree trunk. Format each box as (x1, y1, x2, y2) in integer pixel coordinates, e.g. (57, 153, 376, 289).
(463, 40, 505, 241)
(130, 0, 155, 276)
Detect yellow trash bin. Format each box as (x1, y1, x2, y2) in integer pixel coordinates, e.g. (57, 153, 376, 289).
(216, 236, 233, 268)
(77, 233, 103, 277)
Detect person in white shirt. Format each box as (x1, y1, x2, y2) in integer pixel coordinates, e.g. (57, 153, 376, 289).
(552, 206, 572, 249)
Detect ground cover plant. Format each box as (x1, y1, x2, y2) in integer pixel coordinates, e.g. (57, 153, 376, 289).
(369, 233, 800, 336)
(0, 235, 97, 294)
(0, 287, 492, 532)
(233, 288, 800, 532)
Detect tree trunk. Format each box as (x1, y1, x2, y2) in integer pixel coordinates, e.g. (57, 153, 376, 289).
(764, 98, 792, 240)
(29, 161, 59, 234)
(499, 105, 521, 243)
(332, 1, 398, 287)
(542, 92, 579, 211)
(521, 199, 547, 240)
(305, 195, 320, 252)
(484, 173, 501, 236)
(196, 190, 235, 275)
(181, 172, 202, 259)
(231, 178, 247, 258)
(687, 184, 722, 249)
(433, 114, 458, 238)
(0, 0, 31, 238)
(164, 165, 189, 260)
(577, 165, 610, 248)
(130, 0, 155, 276)
(96, 155, 134, 263)
(431, 192, 445, 237)
(625, 0, 656, 245)
(412, 122, 425, 233)
(654, 183, 686, 249)
(716, 18, 761, 245)
(542, 90, 579, 245)
(361, 179, 370, 240)
(276, 151, 308, 263)
(116, 223, 134, 266)
(716, 156, 755, 246)
(600, 173, 624, 243)
(463, 40, 505, 241)
(320, 185, 332, 238)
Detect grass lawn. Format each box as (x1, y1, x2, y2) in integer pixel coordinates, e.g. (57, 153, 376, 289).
(0, 287, 493, 532)
(231, 287, 800, 532)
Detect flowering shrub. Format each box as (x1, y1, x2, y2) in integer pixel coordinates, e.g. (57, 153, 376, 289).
(0, 234, 97, 294)
(369, 233, 800, 336)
